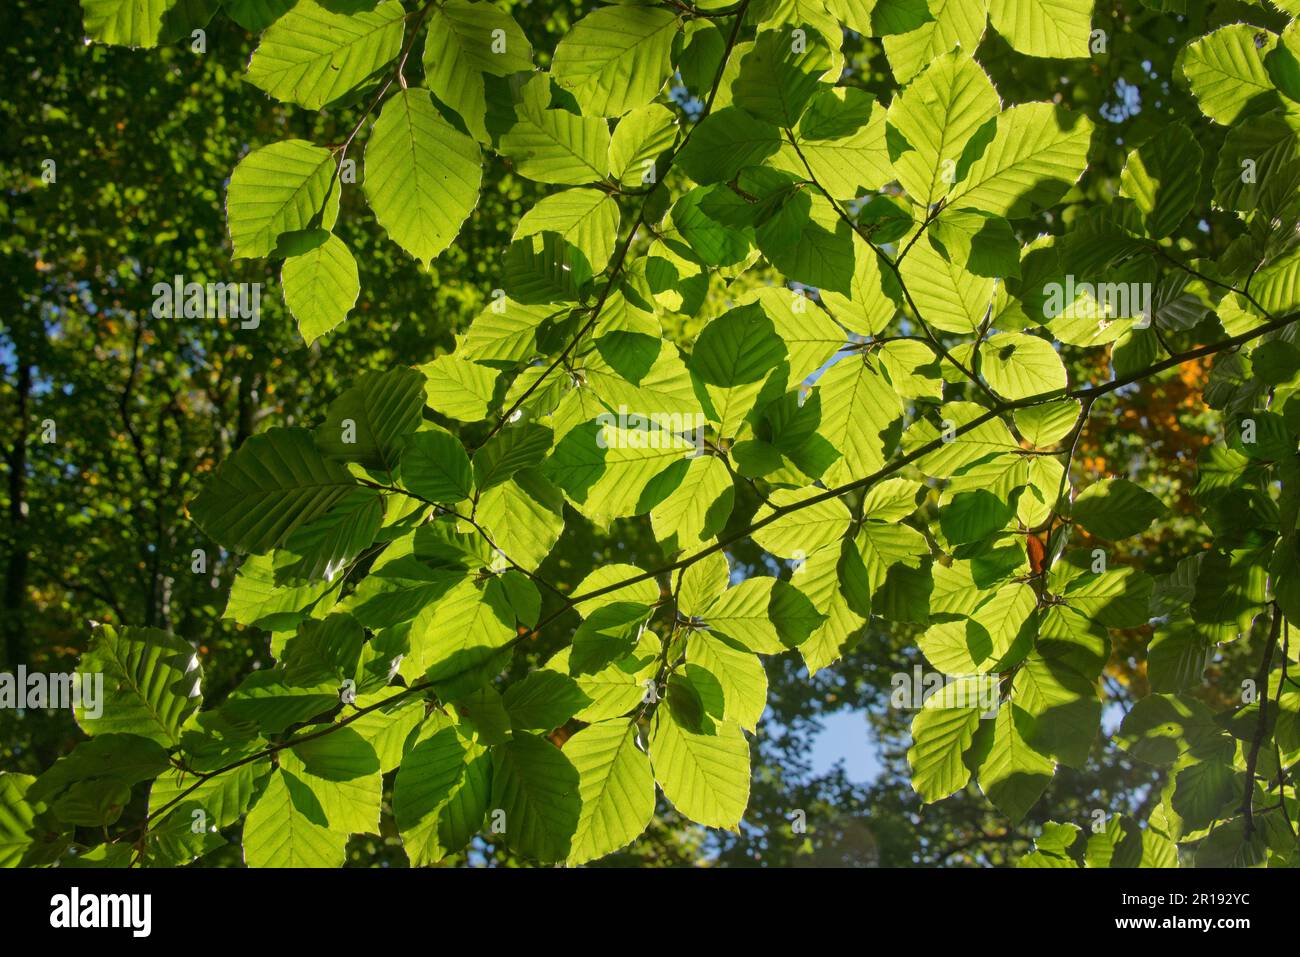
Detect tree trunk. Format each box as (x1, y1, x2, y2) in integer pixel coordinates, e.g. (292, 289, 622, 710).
(3, 357, 32, 668)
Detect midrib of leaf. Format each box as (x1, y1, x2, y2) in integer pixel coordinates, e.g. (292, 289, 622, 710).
(101, 635, 181, 745)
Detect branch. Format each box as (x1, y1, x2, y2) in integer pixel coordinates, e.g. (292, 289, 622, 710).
(555, 308, 1300, 610)
(145, 678, 434, 828)
(1243, 602, 1283, 837)
(119, 320, 159, 487)
(356, 479, 569, 603)
(329, 2, 438, 178)
(1151, 245, 1276, 321)
(782, 131, 1001, 405)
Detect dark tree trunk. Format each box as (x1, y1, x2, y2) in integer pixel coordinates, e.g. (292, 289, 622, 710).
(3, 357, 32, 668)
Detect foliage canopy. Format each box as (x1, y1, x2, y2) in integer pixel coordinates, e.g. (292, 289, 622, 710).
(4, 0, 1300, 869)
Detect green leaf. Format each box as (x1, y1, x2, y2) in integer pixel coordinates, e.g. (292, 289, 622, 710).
(392, 714, 480, 865)
(1085, 814, 1143, 868)
(1015, 399, 1080, 447)
(685, 633, 768, 732)
(777, 87, 894, 201)
(887, 50, 1000, 208)
(400, 428, 474, 503)
(757, 191, 858, 294)
(609, 104, 678, 187)
(223, 672, 339, 733)
(948, 102, 1094, 218)
(421, 0, 532, 142)
(1059, 559, 1153, 629)
(704, 577, 825, 654)
(81, 0, 180, 47)
(820, 242, 901, 336)
(650, 709, 750, 829)
(280, 613, 365, 687)
(0, 774, 36, 867)
(1179, 24, 1281, 125)
(281, 231, 360, 344)
(545, 420, 687, 521)
(243, 768, 346, 867)
(405, 577, 517, 686)
(225, 0, 293, 31)
(475, 470, 566, 571)
(245, 0, 407, 111)
(1070, 478, 1165, 540)
(1038, 604, 1109, 677)
(472, 423, 553, 492)
(751, 286, 846, 383)
(1148, 621, 1212, 693)
(987, 0, 1093, 59)
(884, 0, 990, 85)
(150, 759, 262, 837)
(1018, 455, 1065, 528)
(816, 354, 904, 486)
(908, 704, 981, 802)
(279, 728, 382, 835)
(565, 721, 655, 864)
(499, 74, 610, 185)
(74, 624, 200, 747)
(928, 209, 1021, 278)
(551, 5, 681, 118)
(421, 354, 498, 422)
(688, 303, 788, 437)
(676, 107, 783, 185)
(1116, 693, 1232, 766)
(1171, 759, 1238, 831)
(734, 25, 832, 126)
(1018, 820, 1081, 867)
(279, 491, 383, 585)
(565, 570, 652, 625)
(364, 89, 482, 267)
(867, 0, 937, 35)
(978, 332, 1067, 400)
(224, 553, 336, 632)
(1014, 654, 1100, 768)
(648, 454, 735, 550)
(1214, 109, 1300, 214)
(1119, 123, 1203, 239)
(461, 298, 553, 363)
(679, 552, 731, 620)
(547, 633, 659, 723)
(503, 670, 592, 731)
(752, 487, 851, 559)
(978, 703, 1054, 823)
(791, 537, 872, 675)
(226, 140, 338, 260)
(314, 367, 426, 474)
(571, 602, 653, 676)
(923, 581, 1035, 672)
(503, 231, 592, 304)
(490, 732, 581, 862)
(899, 231, 994, 334)
(189, 428, 358, 554)
(514, 189, 620, 274)
(905, 401, 1018, 477)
